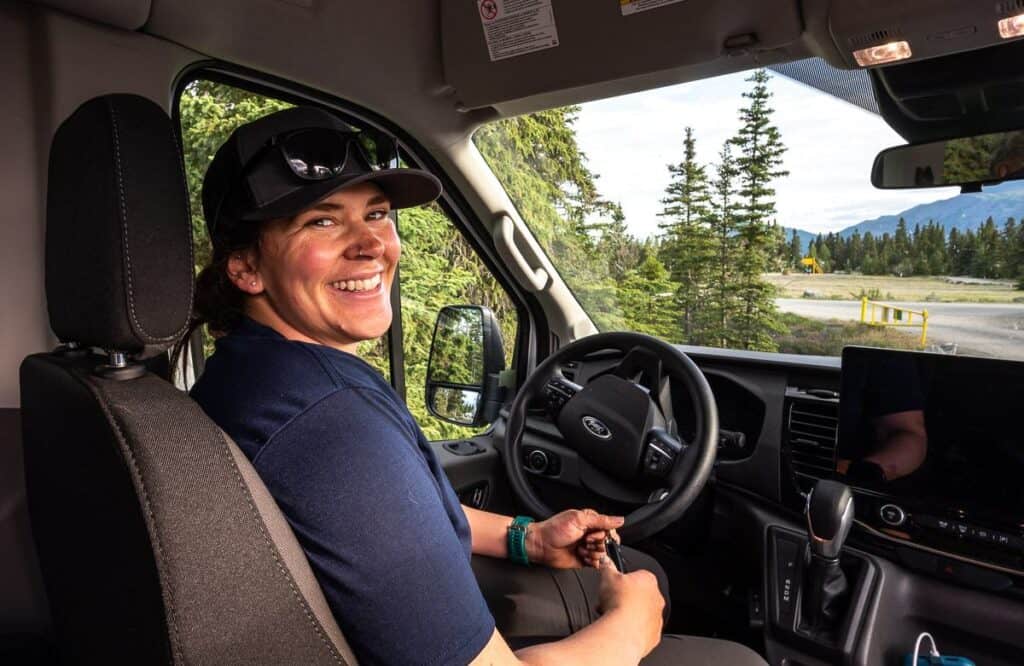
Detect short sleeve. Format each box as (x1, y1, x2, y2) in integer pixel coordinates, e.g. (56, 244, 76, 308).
(254, 387, 495, 666)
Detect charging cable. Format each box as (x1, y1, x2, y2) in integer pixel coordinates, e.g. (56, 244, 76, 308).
(906, 633, 975, 666)
(912, 633, 940, 664)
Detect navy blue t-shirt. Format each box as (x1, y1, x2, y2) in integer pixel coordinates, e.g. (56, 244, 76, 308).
(191, 318, 494, 665)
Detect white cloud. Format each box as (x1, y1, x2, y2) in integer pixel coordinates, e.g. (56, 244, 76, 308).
(574, 69, 959, 239)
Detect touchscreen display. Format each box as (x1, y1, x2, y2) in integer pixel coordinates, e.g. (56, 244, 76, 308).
(839, 347, 1024, 516)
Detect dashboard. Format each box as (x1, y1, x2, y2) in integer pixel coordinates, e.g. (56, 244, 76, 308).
(516, 344, 1024, 601)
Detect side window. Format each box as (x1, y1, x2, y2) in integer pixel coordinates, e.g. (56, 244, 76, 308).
(177, 79, 390, 379)
(397, 205, 519, 441)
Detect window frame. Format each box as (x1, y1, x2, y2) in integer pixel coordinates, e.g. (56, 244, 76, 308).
(171, 62, 542, 421)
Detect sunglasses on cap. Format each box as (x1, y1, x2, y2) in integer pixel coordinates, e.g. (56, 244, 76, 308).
(210, 127, 398, 232)
(271, 127, 391, 180)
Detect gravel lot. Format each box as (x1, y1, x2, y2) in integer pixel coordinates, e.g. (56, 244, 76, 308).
(776, 298, 1024, 361)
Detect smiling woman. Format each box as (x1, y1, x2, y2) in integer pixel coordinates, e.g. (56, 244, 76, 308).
(233, 183, 400, 352)
(178, 79, 522, 440)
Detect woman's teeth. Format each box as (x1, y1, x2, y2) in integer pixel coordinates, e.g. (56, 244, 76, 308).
(330, 273, 381, 292)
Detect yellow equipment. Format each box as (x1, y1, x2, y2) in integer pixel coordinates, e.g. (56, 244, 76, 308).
(800, 257, 824, 274)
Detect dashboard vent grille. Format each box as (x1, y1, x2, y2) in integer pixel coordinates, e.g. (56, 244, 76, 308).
(787, 399, 839, 480)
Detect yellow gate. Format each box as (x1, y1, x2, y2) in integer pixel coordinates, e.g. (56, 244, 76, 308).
(860, 297, 929, 345)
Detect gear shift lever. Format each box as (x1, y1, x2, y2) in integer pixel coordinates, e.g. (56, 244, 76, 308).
(802, 480, 854, 630)
(806, 480, 854, 559)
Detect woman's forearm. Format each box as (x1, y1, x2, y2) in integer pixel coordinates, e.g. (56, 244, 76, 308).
(463, 505, 513, 558)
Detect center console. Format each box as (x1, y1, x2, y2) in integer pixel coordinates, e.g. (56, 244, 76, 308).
(783, 347, 1024, 593)
(765, 481, 880, 664)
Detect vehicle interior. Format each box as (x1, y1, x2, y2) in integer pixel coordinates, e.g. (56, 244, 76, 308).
(3, 1, 1024, 664)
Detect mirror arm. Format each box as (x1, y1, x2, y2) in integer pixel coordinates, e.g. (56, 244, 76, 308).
(480, 373, 506, 424)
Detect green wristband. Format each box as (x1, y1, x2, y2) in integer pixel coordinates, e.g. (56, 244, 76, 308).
(507, 516, 534, 566)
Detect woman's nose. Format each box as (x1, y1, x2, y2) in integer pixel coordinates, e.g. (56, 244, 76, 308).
(343, 221, 386, 260)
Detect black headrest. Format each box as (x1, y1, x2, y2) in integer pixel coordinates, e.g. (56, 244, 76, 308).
(46, 94, 194, 356)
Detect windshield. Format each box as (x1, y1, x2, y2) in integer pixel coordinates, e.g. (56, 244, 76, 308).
(474, 60, 1024, 361)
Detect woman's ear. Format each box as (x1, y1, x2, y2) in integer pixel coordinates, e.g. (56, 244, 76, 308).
(227, 249, 263, 295)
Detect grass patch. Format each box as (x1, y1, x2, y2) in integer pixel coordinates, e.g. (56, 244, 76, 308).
(766, 273, 1021, 303)
(772, 312, 923, 356)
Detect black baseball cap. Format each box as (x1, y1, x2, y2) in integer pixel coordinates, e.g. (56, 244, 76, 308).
(201, 106, 442, 236)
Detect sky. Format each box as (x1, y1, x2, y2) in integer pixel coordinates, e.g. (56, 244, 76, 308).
(573, 69, 961, 240)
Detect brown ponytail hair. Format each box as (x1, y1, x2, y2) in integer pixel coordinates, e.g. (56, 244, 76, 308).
(171, 220, 263, 371)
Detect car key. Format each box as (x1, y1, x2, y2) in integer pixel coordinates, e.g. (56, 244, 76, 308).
(605, 537, 626, 573)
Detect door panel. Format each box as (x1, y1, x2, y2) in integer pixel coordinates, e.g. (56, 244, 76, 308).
(433, 435, 516, 515)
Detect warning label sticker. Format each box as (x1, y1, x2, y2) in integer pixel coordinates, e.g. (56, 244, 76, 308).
(620, 0, 688, 16)
(477, 0, 560, 62)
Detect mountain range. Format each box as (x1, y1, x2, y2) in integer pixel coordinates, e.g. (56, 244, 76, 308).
(785, 180, 1024, 252)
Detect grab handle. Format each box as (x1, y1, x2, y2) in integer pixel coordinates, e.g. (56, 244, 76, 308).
(493, 215, 550, 292)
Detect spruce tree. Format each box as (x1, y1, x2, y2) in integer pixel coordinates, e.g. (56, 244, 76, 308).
(658, 127, 713, 342)
(704, 143, 742, 349)
(728, 69, 788, 351)
(788, 230, 803, 269)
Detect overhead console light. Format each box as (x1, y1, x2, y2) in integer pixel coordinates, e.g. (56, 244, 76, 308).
(852, 40, 913, 67)
(998, 14, 1024, 39)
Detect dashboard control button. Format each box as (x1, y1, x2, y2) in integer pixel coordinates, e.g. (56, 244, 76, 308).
(527, 449, 549, 473)
(880, 504, 906, 526)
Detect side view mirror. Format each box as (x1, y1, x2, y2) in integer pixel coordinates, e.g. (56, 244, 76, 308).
(425, 305, 506, 427)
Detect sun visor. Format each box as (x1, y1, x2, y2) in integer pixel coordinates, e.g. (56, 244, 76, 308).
(442, 0, 803, 110)
(25, 0, 151, 31)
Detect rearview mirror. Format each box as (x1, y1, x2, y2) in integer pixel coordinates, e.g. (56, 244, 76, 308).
(872, 129, 1024, 190)
(425, 305, 506, 427)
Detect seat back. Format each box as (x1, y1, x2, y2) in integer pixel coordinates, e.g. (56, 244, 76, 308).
(21, 94, 356, 664)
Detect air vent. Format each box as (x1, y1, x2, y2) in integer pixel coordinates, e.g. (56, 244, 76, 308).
(561, 361, 579, 382)
(786, 398, 839, 483)
(849, 27, 900, 48)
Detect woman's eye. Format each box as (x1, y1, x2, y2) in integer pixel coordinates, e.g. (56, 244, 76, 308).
(306, 218, 336, 228)
(367, 210, 390, 221)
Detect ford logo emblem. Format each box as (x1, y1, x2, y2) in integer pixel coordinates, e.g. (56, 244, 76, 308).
(582, 416, 612, 440)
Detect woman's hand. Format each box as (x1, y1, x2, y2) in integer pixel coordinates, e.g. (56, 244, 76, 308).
(596, 558, 665, 656)
(526, 508, 624, 569)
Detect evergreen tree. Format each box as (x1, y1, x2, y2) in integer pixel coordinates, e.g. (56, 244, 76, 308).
(728, 69, 788, 350)
(618, 255, 681, 340)
(704, 143, 743, 349)
(815, 235, 832, 272)
(788, 230, 803, 269)
(658, 127, 713, 342)
(973, 217, 1000, 278)
(847, 231, 863, 272)
(1001, 218, 1019, 279)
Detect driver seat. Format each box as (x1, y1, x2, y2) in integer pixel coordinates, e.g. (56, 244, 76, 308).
(19, 94, 357, 664)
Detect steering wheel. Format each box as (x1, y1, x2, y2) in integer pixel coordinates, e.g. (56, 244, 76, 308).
(504, 331, 719, 543)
